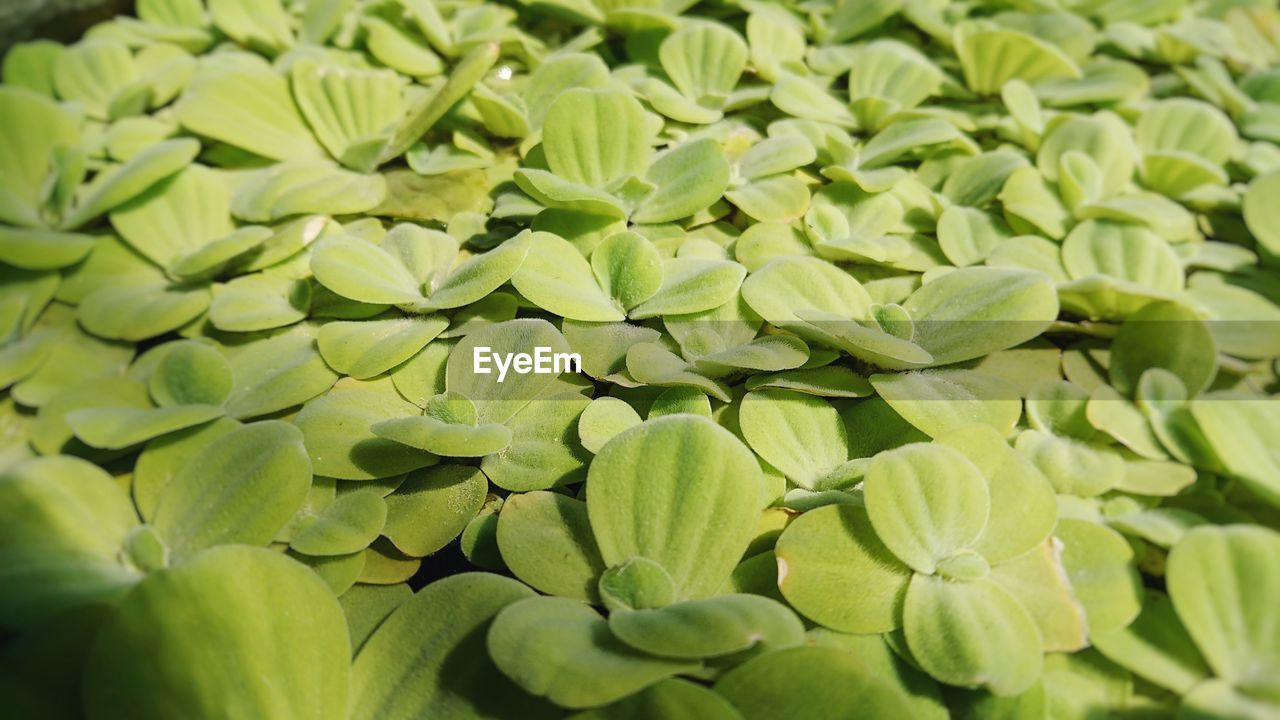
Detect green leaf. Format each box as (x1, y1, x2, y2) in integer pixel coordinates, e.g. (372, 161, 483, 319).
(109, 164, 233, 268)
(481, 391, 592, 491)
(447, 318, 574, 425)
(769, 74, 857, 128)
(858, 118, 960, 170)
(514, 168, 629, 218)
(1167, 525, 1280, 693)
(592, 231, 663, 311)
(902, 267, 1059, 366)
(989, 541, 1088, 652)
(169, 226, 273, 282)
(1181, 679, 1280, 720)
(52, 39, 138, 121)
(1061, 220, 1183, 295)
(231, 160, 387, 222)
(1242, 169, 1280, 257)
(340, 583, 412, 654)
(543, 88, 654, 189)
(1109, 300, 1217, 397)
(714, 646, 914, 718)
(578, 397, 644, 453)
(1189, 398, 1280, 507)
(741, 256, 873, 323)
(739, 389, 848, 489)
(1136, 98, 1236, 165)
(382, 465, 487, 556)
(78, 281, 211, 341)
(380, 42, 499, 164)
(955, 23, 1081, 95)
(497, 490, 606, 602)
(1015, 429, 1124, 496)
(660, 22, 747, 103)
(775, 504, 911, 633)
(152, 420, 311, 558)
(608, 593, 804, 660)
(726, 175, 812, 223)
(83, 546, 348, 720)
(870, 369, 1022, 440)
(318, 316, 448, 380)
(291, 61, 402, 172)
(633, 139, 731, 224)
(419, 234, 529, 311)
(904, 574, 1043, 696)
(373, 410, 512, 458)
(0, 456, 141, 629)
(177, 66, 321, 160)
(209, 273, 311, 333)
(863, 443, 990, 574)
(291, 490, 388, 556)
(11, 311, 134, 409)
(943, 153, 1028, 209)
(629, 258, 745, 319)
(512, 231, 624, 321)
(66, 404, 225, 450)
(207, 0, 294, 53)
(223, 326, 338, 419)
(311, 234, 426, 306)
(567, 679, 741, 720)
(488, 596, 698, 709)
(936, 206, 1011, 267)
(587, 415, 761, 599)
(936, 424, 1057, 564)
(133, 417, 242, 522)
(1025, 379, 1102, 442)
(295, 378, 438, 480)
(0, 227, 96, 270)
(598, 556, 677, 613)
(62, 138, 202, 231)
(0, 86, 80, 227)
(139, 342, 221, 406)
(31, 376, 150, 457)
(361, 538, 421, 584)
(1055, 519, 1142, 635)
(1092, 590, 1210, 695)
(1036, 113, 1134, 197)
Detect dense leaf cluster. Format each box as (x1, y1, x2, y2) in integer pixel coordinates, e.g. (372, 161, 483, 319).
(2, 0, 1280, 717)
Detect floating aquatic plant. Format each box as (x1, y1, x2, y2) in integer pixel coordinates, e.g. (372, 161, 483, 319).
(2, 0, 1280, 717)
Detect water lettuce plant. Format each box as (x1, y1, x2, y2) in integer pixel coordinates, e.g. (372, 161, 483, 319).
(2, 0, 1280, 717)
